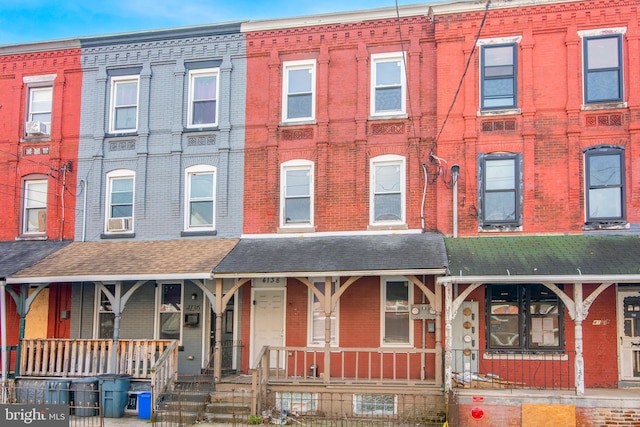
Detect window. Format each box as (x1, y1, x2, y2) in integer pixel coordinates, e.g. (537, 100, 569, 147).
(370, 53, 406, 116)
(353, 395, 396, 416)
(582, 32, 624, 104)
(96, 284, 115, 339)
(487, 284, 563, 352)
(479, 153, 522, 227)
(185, 165, 216, 230)
(282, 60, 315, 122)
(584, 146, 625, 223)
(158, 283, 182, 341)
(382, 278, 412, 346)
(22, 179, 47, 234)
(110, 76, 139, 132)
(106, 170, 134, 233)
(308, 279, 338, 346)
(370, 155, 405, 225)
(481, 44, 517, 109)
(280, 160, 313, 227)
(26, 87, 53, 135)
(188, 68, 219, 127)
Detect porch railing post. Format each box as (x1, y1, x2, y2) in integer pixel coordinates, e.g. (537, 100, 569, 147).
(443, 282, 453, 392)
(574, 283, 585, 395)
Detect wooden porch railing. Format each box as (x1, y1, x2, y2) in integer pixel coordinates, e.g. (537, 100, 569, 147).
(19, 339, 177, 379)
(150, 339, 179, 402)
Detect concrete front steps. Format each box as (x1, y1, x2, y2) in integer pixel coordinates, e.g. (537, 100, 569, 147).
(203, 382, 254, 424)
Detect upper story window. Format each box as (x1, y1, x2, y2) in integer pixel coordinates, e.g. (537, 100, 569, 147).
(185, 165, 216, 231)
(22, 178, 48, 234)
(109, 75, 139, 133)
(481, 44, 517, 110)
(478, 153, 522, 228)
(381, 277, 412, 346)
(584, 146, 625, 224)
(580, 28, 625, 105)
(280, 160, 314, 227)
(370, 52, 406, 117)
(158, 283, 182, 342)
(370, 155, 405, 226)
(188, 68, 219, 128)
(105, 169, 134, 233)
(23, 74, 56, 137)
(308, 278, 338, 346)
(282, 60, 316, 122)
(487, 284, 563, 352)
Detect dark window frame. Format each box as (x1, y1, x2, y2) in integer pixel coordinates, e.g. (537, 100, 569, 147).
(481, 43, 518, 110)
(478, 152, 523, 228)
(583, 34, 623, 104)
(584, 145, 625, 224)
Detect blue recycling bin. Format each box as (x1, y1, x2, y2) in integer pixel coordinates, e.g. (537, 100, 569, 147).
(98, 374, 131, 418)
(71, 377, 99, 417)
(138, 392, 152, 419)
(45, 378, 72, 404)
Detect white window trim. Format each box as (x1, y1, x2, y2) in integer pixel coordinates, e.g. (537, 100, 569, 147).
(105, 169, 135, 233)
(307, 277, 339, 347)
(155, 281, 184, 344)
(579, 27, 627, 108)
(280, 159, 314, 228)
(369, 154, 406, 226)
(184, 164, 216, 231)
(380, 276, 413, 348)
(22, 178, 48, 234)
(282, 59, 316, 123)
(26, 86, 53, 134)
(370, 52, 406, 118)
(109, 75, 139, 133)
(93, 283, 116, 339)
(187, 68, 220, 128)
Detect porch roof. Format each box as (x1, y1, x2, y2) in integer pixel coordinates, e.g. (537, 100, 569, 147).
(0, 240, 71, 280)
(6, 239, 239, 284)
(442, 234, 640, 284)
(212, 233, 448, 278)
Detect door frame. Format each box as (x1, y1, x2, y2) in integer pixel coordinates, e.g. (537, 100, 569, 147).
(617, 286, 640, 382)
(250, 285, 286, 369)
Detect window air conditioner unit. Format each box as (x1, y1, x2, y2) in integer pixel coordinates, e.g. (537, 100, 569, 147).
(26, 121, 48, 135)
(108, 217, 132, 232)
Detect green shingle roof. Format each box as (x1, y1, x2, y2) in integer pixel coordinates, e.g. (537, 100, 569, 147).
(445, 235, 640, 277)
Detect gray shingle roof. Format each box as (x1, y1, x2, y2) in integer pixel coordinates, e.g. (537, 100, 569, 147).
(445, 235, 640, 277)
(213, 233, 448, 275)
(0, 240, 71, 279)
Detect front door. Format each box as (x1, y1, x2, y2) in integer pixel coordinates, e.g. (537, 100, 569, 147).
(251, 288, 285, 369)
(618, 288, 640, 381)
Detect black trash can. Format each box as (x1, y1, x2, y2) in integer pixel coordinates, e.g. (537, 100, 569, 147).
(98, 374, 131, 418)
(71, 377, 99, 417)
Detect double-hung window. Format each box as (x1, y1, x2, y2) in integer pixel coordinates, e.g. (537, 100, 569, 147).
(370, 155, 405, 225)
(280, 160, 313, 227)
(158, 283, 182, 341)
(479, 153, 522, 227)
(382, 278, 412, 346)
(22, 178, 48, 234)
(487, 284, 563, 352)
(582, 30, 624, 104)
(370, 52, 406, 117)
(282, 60, 315, 122)
(188, 68, 219, 127)
(26, 87, 53, 136)
(106, 170, 134, 233)
(110, 75, 139, 132)
(96, 284, 116, 339)
(185, 165, 216, 230)
(481, 44, 517, 109)
(308, 278, 338, 346)
(584, 146, 625, 223)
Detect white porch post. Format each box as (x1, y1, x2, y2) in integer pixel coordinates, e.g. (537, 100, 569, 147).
(1, 279, 7, 403)
(444, 282, 453, 392)
(574, 283, 585, 395)
(214, 278, 224, 383)
(435, 283, 443, 386)
(323, 277, 332, 384)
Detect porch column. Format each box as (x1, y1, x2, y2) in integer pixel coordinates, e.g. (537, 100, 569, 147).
(323, 277, 332, 384)
(435, 283, 443, 386)
(110, 282, 123, 374)
(574, 283, 585, 395)
(14, 285, 28, 377)
(443, 282, 453, 392)
(1, 279, 7, 401)
(214, 278, 224, 382)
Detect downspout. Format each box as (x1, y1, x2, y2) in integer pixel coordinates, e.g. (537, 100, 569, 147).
(421, 164, 428, 231)
(451, 165, 460, 238)
(80, 179, 87, 242)
(1, 279, 6, 402)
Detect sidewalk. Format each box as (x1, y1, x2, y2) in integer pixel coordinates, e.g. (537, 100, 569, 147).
(102, 415, 235, 427)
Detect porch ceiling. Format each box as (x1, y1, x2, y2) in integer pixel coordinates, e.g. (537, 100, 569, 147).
(6, 239, 239, 284)
(0, 240, 71, 280)
(212, 233, 448, 278)
(443, 234, 640, 283)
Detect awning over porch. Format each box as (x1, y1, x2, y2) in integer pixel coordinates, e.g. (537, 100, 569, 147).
(0, 240, 71, 280)
(212, 232, 449, 277)
(6, 238, 239, 284)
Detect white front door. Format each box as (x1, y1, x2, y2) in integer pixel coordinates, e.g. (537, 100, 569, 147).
(251, 288, 285, 369)
(618, 288, 640, 381)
